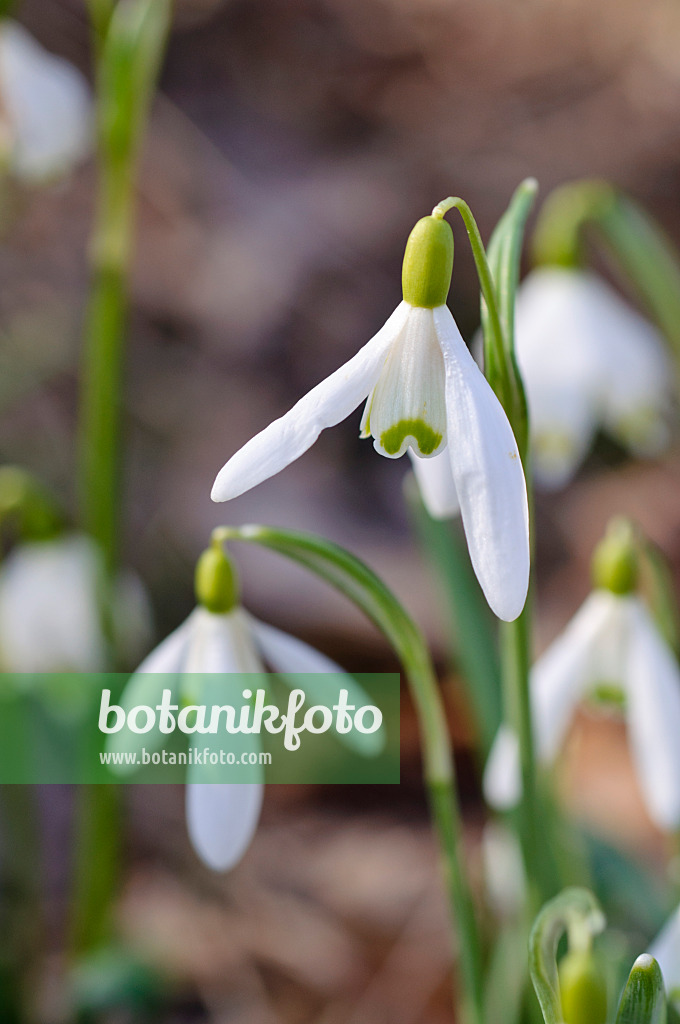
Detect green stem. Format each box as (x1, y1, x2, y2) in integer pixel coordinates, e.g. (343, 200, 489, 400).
(0, 785, 42, 1024)
(434, 197, 508, 399)
(214, 525, 485, 1024)
(72, 0, 171, 956)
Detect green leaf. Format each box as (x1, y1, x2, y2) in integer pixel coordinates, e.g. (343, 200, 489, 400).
(97, 0, 172, 164)
(483, 178, 537, 457)
(404, 476, 501, 756)
(616, 956, 667, 1024)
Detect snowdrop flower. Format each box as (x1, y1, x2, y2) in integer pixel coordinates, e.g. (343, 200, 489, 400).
(648, 905, 680, 1001)
(484, 521, 680, 830)
(514, 268, 671, 489)
(119, 542, 365, 871)
(0, 20, 91, 183)
(212, 210, 529, 622)
(0, 534, 151, 672)
(481, 821, 526, 917)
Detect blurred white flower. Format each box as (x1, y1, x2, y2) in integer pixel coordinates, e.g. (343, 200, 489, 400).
(481, 821, 526, 917)
(126, 603, 353, 871)
(483, 589, 680, 830)
(0, 534, 152, 672)
(212, 299, 529, 621)
(0, 20, 91, 182)
(648, 905, 680, 999)
(514, 268, 671, 489)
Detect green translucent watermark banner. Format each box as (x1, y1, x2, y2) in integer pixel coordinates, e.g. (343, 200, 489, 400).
(0, 673, 400, 783)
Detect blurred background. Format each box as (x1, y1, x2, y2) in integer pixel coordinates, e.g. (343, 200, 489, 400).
(4, 0, 680, 1020)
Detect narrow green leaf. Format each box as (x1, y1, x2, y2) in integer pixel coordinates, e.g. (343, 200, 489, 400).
(616, 956, 667, 1024)
(404, 476, 501, 755)
(483, 178, 537, 457)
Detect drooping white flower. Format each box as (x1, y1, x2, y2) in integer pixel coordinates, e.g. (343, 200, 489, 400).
(483, 588, 680, 830)
(121, 572, 367, 871)
(514, 268, 671, 489)
(0, 20, 91, 183)
(648, 905, 680, 1000)
(0, 534, 151, 672)
(212, 213, 530, 622)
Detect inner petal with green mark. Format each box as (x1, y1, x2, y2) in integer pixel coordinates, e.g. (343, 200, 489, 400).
(360, 306, 446, 459)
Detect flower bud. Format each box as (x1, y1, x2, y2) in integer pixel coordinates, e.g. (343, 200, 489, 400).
(194, 544, 238, 614)
(591, 518, 638, 596)
(559, 949, 608, 1024)
(401, 215, 454, 308)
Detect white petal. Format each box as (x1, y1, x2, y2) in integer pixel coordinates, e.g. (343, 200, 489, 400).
(648, 905, 680, 995)
(186, 782, 264, 871)
(408, 447, 460, 519)
(184, 607, 264, 674)
(570, 274, 671, 453)
(133, 610, 196, 675)
(532, 590, 621, 761)
(0, 21, 91, 182)
(249, 615, 384, 755)
(0, 535, 106, 672)
(211, 302, 410, 501)
(484, 590, 621, 810)
(483, 726, 521, 809)
(361, 306, 446, 459)
(434, 305, 529, 621)
(481, 821, 526, 916)
(625, 599, 680, 830)
(249, 615, 344, 675)
(514, 268, 671, 481)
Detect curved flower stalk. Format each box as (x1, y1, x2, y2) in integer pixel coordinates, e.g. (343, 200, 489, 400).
(212, 208, 530, 623)
(0, 533, 151, 671)
(484, 522, 680, 830)
(514, 268, 671, 489)
(117, 541, 367, 872)
(0, 20, 91, 183)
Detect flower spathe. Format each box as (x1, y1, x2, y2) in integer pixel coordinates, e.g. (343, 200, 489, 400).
(483, 589, 680, 830)
(514, 268, 671, 489)
(0, 21, 91, 183)
(123, 603, 357, 871)
(212, 213, 530, 623)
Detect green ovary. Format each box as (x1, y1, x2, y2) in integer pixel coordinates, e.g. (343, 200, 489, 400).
(380, 419, 442, 456)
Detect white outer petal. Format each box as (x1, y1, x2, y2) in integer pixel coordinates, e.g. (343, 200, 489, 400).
(408, 447, 460, 519)
(434, 305, 529, 621)
(0, 21, 91, 182)
(133, 610, 196, 674)
(532, 590, 620, 762)
(248, 615, 344, 674)
(0, 535, 106, 671)
(625, 599, 680, 830)
(248, 614, 384, 755)
(648, 905, 680, 995)
(186, 781, 264, 872)
(211, 302, 410, 501)
(484, 590, 620, 809)
(483, 725, 521, 810)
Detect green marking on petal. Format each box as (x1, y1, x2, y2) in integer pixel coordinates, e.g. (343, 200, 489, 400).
(380, 419, 442, 456)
